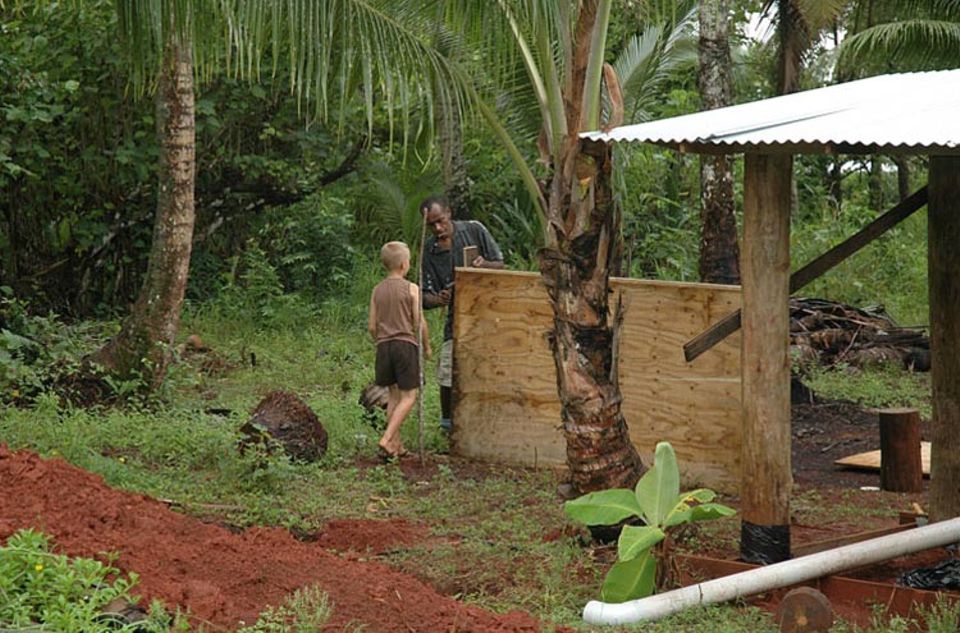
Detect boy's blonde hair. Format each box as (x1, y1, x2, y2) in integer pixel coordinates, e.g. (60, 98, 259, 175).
(380, 241, 411, 271)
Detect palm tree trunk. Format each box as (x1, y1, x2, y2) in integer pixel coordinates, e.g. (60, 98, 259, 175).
(540, 138, 645, 494)
(437, 93, 470, 220)
(777, 0, 807, 95)
(698, 0, 740, 285)
(92, 40, 195, 390)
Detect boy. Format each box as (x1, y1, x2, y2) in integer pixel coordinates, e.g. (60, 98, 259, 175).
(368, 241, 431, 460)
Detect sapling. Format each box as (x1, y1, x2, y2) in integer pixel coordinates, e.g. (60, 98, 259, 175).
(564, 441, 736, 603)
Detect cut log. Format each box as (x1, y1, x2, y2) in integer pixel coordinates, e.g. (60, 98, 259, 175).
(879, 408, 923, 492)
(239, 391, 328, 462)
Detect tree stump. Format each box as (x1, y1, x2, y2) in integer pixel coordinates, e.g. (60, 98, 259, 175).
(776, 587, 833, 632)
(239, 391, 328, 462)
(879, 407, 922, 492)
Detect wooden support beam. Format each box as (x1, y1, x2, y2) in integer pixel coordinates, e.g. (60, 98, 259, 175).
(684, 186, 930, 362)
(740, 153, 793, 564)
(879, 408, 923, 493)
(928, 156, 960, 521)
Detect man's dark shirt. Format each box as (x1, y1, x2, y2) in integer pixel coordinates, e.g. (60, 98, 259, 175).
(421, 220, 503, 340)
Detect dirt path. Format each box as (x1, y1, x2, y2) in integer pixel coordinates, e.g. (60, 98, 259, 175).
(0, 445, 561, 632)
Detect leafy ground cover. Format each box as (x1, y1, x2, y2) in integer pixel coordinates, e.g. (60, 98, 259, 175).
(0, 274, 955, 631)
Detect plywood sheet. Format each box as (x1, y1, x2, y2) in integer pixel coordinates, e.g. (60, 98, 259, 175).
(835, 442, 932, 476)
(452, 268, 742, 492)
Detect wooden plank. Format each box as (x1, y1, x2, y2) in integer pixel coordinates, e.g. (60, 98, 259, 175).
(740, 153, 793, 562)
(929, 156, 960, 521)
(452, 268, 742, 492)
(835, 442, 931, 476)
(791, 522, 917, 558)
(684, 186, 929, 362)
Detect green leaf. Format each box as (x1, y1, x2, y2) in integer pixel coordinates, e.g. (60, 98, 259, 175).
(688, 503, 737, 522)
(617, 525, 664, 561)
(663, 488, 716, 527)
(564, 489, 642, 526)
(634, 441, 680, 526)
(600, 550, 657, 603)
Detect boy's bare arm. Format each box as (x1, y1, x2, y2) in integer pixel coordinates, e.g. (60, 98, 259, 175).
(367, 293, 378, 341)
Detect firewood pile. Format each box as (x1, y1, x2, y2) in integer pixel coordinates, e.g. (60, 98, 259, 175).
(790, 298, 929, 371)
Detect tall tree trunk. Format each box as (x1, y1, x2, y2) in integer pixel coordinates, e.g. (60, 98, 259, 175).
(92, 41, 195, 390)
(698, 0, 740, 285)
(437, 95, 470, 220)
(539, 137, 645, 494)
(893, 155, 911, 201)
(828, 158, 843, 213)
(777, 0, 807, 95)
(869, 156, 885, 211)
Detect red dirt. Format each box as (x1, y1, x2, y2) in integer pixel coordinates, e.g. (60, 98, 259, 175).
(0, 445, 563, 632)
(313, 518, 425, 554)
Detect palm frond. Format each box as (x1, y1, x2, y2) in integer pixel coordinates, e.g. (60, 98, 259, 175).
(611, 7, 698, 123)
(839, 19, 960, 72)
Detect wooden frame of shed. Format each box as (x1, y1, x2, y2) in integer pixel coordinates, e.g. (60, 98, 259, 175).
(579, 70, 960, 563)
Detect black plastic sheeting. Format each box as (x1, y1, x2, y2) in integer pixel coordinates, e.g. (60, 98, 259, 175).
(740, 522, 791, 565)
(899, 558, 960, 590)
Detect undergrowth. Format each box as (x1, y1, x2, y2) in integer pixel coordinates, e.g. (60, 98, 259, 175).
(0, 528, 171, 632)
(0, 252, 942, 633)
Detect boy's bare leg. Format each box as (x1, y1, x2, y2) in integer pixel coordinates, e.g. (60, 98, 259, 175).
(379, 387, 418, 455)
(379, 385, 400, 453)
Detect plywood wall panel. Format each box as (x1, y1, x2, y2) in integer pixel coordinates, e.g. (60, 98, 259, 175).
(452, 269, 742, 492)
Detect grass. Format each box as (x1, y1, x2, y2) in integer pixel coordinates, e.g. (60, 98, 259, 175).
(804, 364, 932, 420)
(0, 260, 951, 632)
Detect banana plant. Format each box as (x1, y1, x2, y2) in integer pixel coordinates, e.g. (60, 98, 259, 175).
(564, 441, 736, 603)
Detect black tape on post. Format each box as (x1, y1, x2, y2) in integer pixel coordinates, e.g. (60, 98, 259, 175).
(740, 522, 791, 565)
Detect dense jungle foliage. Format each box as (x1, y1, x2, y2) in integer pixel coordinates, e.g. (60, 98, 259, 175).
(0, 0, 954, 400)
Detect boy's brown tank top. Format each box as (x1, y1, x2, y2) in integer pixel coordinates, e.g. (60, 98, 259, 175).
(373, 278, 417, 345)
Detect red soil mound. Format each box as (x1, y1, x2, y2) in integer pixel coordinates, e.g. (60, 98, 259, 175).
(0, 445, 559, 632)
(315, 518, 425, 554)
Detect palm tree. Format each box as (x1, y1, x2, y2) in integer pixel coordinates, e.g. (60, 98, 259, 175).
(89, 1, 462, 388)
(838, 0, 960, 72)
(698, 0, 740, 284)
(94, 0, 695, 493)
(440, 0, 657, 493)
(759, 0, 849, 94)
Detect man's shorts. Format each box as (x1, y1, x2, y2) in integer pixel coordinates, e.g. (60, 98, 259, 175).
(437, 339, 453, 388)
(375, 340, 420, 390)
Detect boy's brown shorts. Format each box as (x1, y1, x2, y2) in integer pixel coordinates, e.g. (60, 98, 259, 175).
(375, 340, 420, 391)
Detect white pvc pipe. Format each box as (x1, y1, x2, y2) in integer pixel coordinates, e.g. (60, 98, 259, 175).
(584, 516, 960, 626)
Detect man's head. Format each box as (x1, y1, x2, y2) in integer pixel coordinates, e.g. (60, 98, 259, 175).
(380, 241, 411, 273)
(420, 196, 453, 241)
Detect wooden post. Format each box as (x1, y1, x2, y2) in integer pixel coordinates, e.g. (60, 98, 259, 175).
(879, 408, 922, 492)
(740, 153, 793, 564)
(928, 155, 960, 521)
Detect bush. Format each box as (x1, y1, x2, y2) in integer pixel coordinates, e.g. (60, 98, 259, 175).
(0, 528, 168, 631)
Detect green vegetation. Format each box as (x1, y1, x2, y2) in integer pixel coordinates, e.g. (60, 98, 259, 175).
(565, 442, 735, 603)
(237, 586, 332, 633)
(2, 0, 954, 630)
(0, 528, 169, 632)
(0, 281, 937, 631)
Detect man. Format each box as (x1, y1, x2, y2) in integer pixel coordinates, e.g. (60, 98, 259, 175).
(419, 197, 504, 432)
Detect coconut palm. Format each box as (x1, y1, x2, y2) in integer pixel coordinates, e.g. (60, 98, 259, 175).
(89, 0, 464, 388)
(92, 0, 701, 492)
(838, 0, 960, 72)
(439, 0, 690, 493)
(698, 0, 740, 284)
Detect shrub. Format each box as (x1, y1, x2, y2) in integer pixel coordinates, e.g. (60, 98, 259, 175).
(564, 442, 735, 603)
(0, 528, 167, 631)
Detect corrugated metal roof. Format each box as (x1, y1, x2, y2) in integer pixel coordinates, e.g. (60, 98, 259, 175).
(582, 70, 960, 155)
